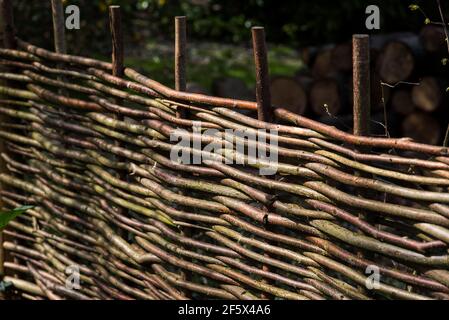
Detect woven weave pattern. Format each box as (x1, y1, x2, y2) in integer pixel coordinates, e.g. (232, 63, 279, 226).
(0, 38, 449, 300)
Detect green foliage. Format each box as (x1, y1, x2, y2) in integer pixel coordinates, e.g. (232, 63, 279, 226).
(12, 0, 438, 55)
(0, 206, 34, 229)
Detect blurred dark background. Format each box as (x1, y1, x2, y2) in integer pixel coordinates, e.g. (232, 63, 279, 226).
(9, 0, 449, 144)
(12, 0, 441, 53)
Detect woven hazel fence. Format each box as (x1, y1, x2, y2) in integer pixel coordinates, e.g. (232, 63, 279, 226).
(1, 2, 449, 300)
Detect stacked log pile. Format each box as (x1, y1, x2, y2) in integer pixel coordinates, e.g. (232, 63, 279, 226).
(266, 27, 448, 144)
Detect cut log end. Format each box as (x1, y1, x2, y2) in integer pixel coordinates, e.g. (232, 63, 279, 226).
(312, 49, 337, 79)
(331, 42, 352, 73)
(420, 25, 446, 53)
(310, 78, 341, 116)
(376, 41, 415, 84)
(212, 77, 254, 101)
(270, 76, 307, 115)
(411, 77, 442, 112)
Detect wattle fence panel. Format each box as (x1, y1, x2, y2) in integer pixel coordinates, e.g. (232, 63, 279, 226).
(0, 2, 448, 300)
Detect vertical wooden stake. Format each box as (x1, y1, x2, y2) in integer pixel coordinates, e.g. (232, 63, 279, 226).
(175, 16, 187, 92)
(51, 0, 66, 54)
(352, 34, 370, 136)
(174, 16, 190, 293)
(251, 26, 273, 299)
(252, 26, 273, 123)
(175, 16, 187, 118)
(109, 6, 124, 78)
(108, 5, 127, 240)
(352, 34, 371, 266)
(0, 0, 16, 289)
(51, 0, 66, 98)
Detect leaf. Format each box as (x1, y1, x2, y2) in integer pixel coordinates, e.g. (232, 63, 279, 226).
(0, 205, 34, 229)
(408, 4, 420, 11)
(424, 18, 431, 25)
